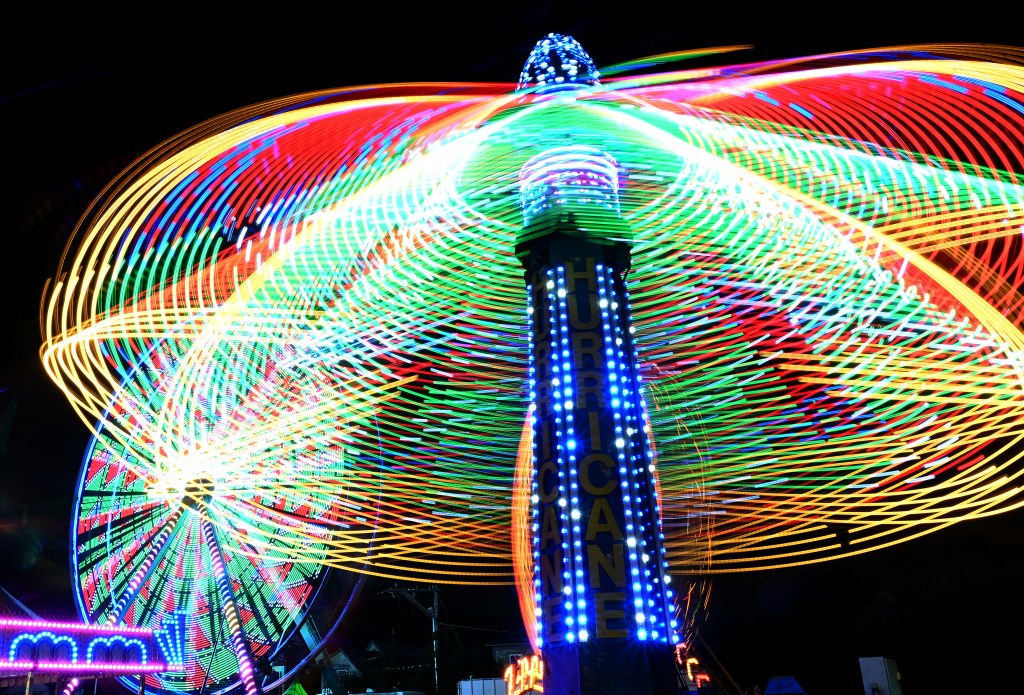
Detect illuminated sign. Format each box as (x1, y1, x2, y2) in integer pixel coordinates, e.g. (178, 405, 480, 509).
(0, 615, 185, 675)
(504, 654, 544, 695)
(528, 255, 677, 648)
(675, 643, 711, 689)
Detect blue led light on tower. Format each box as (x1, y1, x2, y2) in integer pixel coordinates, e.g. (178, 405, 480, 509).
(515, 34, 680, 695)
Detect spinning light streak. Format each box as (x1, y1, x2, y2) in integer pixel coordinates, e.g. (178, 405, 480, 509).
(40, 35, 1024, 690)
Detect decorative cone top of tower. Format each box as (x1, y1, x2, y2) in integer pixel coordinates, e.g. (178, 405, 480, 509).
(516, 33, 601, 93)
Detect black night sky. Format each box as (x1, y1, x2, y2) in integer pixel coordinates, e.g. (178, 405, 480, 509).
(3, 3, 1023, 694)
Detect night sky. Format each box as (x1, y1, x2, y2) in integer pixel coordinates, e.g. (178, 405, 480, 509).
(3, 4, 1023, 694)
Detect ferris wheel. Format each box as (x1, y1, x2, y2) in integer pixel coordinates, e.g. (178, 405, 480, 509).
(69, 348, 374, 695)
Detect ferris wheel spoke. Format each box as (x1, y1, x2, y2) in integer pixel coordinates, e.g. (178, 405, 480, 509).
(231, 568, 287, 647)
(109, 506, 187, 623)
(197, 506, 264, 695)
(76, 499, 158, 545)
(228, 494, 343, 647)
(77, 502, 165, 574)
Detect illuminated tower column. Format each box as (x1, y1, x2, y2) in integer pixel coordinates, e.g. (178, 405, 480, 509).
(516, 137, 681, 694)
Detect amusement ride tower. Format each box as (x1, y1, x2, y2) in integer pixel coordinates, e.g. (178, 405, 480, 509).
(515, 35, 680, 694)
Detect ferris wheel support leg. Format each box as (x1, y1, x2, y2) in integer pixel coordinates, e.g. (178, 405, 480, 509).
(62, 507, 187, 695)
(199, 512, 264, 695)
(111, 507, 187, 623)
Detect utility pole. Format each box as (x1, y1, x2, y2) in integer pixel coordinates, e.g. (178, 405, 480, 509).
(382, 585, 440, 695)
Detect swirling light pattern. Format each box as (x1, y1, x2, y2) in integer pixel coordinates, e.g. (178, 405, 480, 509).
(42, 35, 1024, 676)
